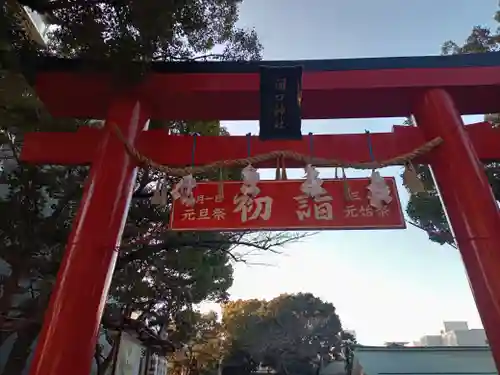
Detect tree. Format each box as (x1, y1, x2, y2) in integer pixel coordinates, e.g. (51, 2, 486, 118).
(168, 311, 224, 375)
(22, 0, 262, 62)
(220, 293, 349, 375)
(405, 4, 500, 247)
(0, 2, 305, 374)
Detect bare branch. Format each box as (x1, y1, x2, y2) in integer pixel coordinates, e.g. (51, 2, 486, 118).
(116, 231, 314, 269)
(406, 220, 457, 249)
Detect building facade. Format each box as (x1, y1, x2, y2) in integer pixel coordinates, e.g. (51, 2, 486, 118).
(11, 3, 49, 46)
(415, 321, 488, 347)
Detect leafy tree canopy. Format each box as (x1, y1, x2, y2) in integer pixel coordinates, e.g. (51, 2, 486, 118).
(168, 310, 224, 375)
(20, 0, 262, 62)
(220, 293, 351, 375)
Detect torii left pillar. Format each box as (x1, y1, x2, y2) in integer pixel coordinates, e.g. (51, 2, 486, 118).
(28, 96, 149, 375)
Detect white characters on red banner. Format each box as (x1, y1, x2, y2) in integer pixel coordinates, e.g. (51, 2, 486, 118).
(180, 195, 226, 221)
(181, 209, 196, 221)
(343, 190, 390, 218)
(376, 205, 390, 217)
(174, 181, 400, 229)
(196, 195, 224, 204)
(294, 192, 334, 221)
(180, 207, 227, 221)
(213, 208, 226, 220)
(233, 195, 273, 223)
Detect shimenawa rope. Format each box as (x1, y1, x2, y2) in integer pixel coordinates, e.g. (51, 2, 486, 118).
(111, 123, 442, 176)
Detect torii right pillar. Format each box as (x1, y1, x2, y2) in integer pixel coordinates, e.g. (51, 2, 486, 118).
(413, 89, 500, 366)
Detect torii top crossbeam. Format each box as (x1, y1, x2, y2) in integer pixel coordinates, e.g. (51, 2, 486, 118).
(22, 53, 500, 169)
(33, 52, 500, 120)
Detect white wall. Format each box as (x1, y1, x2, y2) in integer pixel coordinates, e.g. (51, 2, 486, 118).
(455, 330, 488, 346)
(419, 335, 443, 346)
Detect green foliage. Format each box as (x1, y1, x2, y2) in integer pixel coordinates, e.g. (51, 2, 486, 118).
(405, 165, 455, 246)
(442, 26, 500, 55)
(168, 311, 223, 375)
(404, 4, 500, 247)
(22, 0, 262, 62)
(221, 293, 350, 375)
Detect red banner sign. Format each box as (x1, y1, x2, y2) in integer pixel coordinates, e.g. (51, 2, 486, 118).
(169, 178, 405, 231)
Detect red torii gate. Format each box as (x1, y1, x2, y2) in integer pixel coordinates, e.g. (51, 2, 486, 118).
(20, 53, 500, 375)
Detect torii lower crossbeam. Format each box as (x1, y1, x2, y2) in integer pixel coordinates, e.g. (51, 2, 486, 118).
(20, 121, 500, 168)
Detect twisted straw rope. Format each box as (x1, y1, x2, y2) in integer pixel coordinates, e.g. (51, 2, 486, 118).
(111, 123, 442, 176)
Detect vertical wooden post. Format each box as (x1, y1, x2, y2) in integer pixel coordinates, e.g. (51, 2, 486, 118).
(28, 97, 149, 375)
(413, 89, 500, 369)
